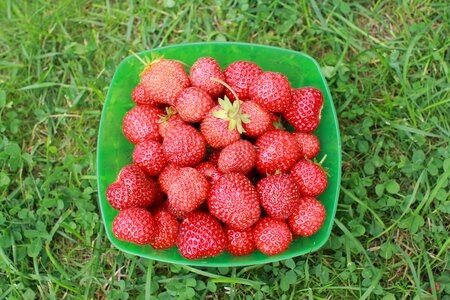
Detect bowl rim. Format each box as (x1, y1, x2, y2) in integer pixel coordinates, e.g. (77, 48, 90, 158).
(97, 41, 342, 266)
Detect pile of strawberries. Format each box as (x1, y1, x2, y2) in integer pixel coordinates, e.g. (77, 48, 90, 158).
(106, 56, 328, 259)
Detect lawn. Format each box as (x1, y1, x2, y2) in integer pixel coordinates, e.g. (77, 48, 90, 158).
(0, 0, 449, 299)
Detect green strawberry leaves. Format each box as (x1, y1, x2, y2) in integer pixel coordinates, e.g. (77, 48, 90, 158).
(212, 93, 251, 134)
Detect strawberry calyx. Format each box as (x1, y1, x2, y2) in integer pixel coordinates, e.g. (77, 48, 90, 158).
(129, 50, 191, 76)
(307, 155, 330, 176)
(210, 77, 250, 134)
(212, 96, 250, 134)
(129, 50, 161, 68)
(140, 55, 163, 76)
(272, 116, 286, 130)
(158, 107, 178, 124)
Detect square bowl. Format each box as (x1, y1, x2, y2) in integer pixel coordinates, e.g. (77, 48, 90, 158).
(97, 42, 341, 267)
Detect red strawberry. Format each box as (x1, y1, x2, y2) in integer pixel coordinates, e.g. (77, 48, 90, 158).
(177, 211, 226, 259)
(175, 87, 215, 123)
(217, 139, 256, 174)
(149, 210, 179, 249)
(133, 139, 167, 176)
(225, 226, 256, 256)
(132, 83, 158, 106)
(189, 57, 225, 98)
(290, 160, 328, 197)
(241, 101, 271, 138)
(200, 105, 241, 149)
(154, 200, 189, 220)
(167, 202, 189, 220)
(292, 132, 320, 159)
(206, 149, 221, 164)
(224, 61, 262, 101)
(123, 105, 163, 144)
(253, 217, 292, 256)
(168, 167, 210, 213)
(208, 173, 261, 230)
(106, 164, 160, 210)
(112, 208, 155, 245)
(140, 59, 190, 106)
(288, 197, 326, 236)
(157, 163, 181, 194)
(283, 87, 324, 133)
(248, 71, 291, 112)
(162, 124, 206, 167)
(257, 174, 301, 220)
(255, 129, 300, 175)
(196, 162, 221, 185)
(158, 107, 186, 138)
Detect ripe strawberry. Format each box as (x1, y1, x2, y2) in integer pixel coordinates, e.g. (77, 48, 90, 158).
(225, 226, 256, 256)
(257, 174, 301, 220)
(123, 105, 163, 144)
(175, 87, 215, 123)
(200, 105, 241, 149)
(157, 163, 181, 194)
(292, 132, 320, 159)
(133, 139, 167, 176)
(189, 57, 225, 98)
(132, 83, 158, 106)
(162, 124, 206, 167)
(168, 167, 210, 213)
(208, 173, 261, 230)
(206, 149, 221, 164)
(106, 164, 160, 210)
(217, 140, 256, 174)
(283, 87, 324, 132)
(248, 71, 291, 112)
(288, 197, 325, 236)
(158, 107, 186, 138)
(177, 211, 226, 259)
(167, 202, 189, 220)
(224, 61, 262, 101)
(290, 160, 328, 197)
(112, 208, 155, 245)
(241, 101, 271, 138)
(196, 162, 221, 185)
(140, 59, 190, 106)
(255, 130, 300, 175)
(150, 210, 179, 249)
(253, 217, 292, 256)
(153, 200, 189, 220)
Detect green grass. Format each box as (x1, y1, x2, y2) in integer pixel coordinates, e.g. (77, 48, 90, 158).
(0, 0, 449, 299)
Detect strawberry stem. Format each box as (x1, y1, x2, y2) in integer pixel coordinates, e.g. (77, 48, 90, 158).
(158, 107, 178, 124)
(210, 77, 252, 132)
(129, 50, 149, 66)
(131, 50, 190, 71)
(319, 154, 327, 165)
(174, 60, 191, 69)
(210, 77, 240, 101)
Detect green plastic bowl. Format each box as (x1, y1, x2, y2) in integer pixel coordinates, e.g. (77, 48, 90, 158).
(97, 42, 341, 267)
